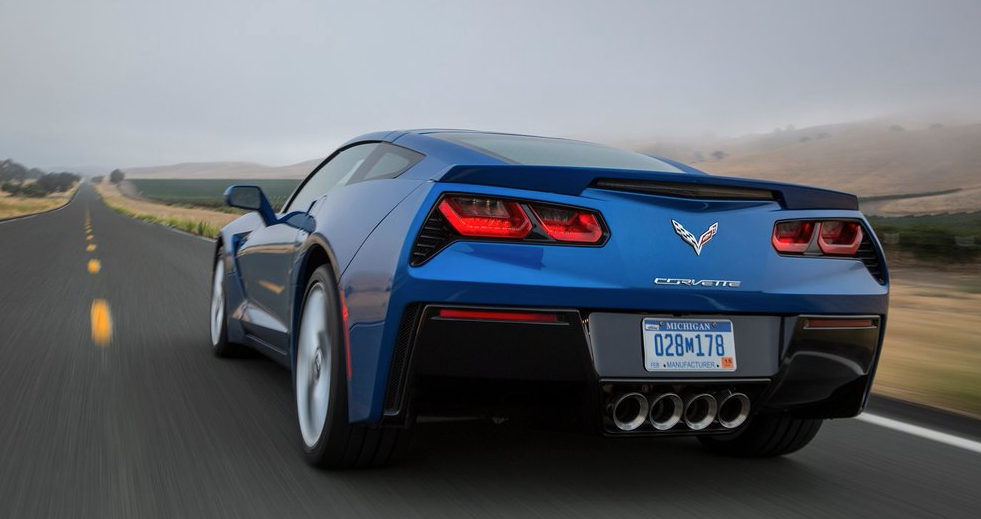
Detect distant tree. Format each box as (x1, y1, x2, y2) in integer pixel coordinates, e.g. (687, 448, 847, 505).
(816, 132, 832, 140)
(0, 159, 29, 183)
(91, 175, 104, 184)
(36, 174, 60, 193)
(109, 169, 125, 183)
(930, 123, 945, 130)
(711, 150, 728, 160)
(692, 151, 704, 161)
(3, 181, 48, 198)
(0, 161, 78, 196)
(890, 125, 905, 132)
(799, 136, 811, 143)
(36, 172, 79, 192)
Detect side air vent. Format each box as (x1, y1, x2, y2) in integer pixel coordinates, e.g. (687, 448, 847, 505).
(856, 232, 886, 284)
(592, 179, 776, 201)
(410, 210, 455, 266)
(383, 304, 422, 416)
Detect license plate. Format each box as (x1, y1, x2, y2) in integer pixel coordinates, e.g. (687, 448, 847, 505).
(642, 318, 736, 372)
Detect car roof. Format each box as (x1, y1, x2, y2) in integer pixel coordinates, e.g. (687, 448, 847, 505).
(339, 129, 695, 177)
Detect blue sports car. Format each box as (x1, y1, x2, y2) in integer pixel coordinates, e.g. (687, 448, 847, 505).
(209, 130, 888, 468)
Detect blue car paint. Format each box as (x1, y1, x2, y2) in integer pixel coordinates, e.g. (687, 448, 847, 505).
(218, 130, 889, 426)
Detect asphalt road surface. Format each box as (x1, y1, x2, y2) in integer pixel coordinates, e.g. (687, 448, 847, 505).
(1, 183, 979, 518)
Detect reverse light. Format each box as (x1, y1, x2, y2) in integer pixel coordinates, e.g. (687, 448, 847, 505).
(530, 204, 604, 243)
(771, 221, 815, 253)
(818, 221, 863, 255)
(438, 196, 532, 238)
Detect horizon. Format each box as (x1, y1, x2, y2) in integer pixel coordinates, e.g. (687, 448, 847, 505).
(4, 1, 981, 173)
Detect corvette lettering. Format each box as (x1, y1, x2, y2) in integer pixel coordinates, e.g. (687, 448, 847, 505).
(654, 278, 742, 288)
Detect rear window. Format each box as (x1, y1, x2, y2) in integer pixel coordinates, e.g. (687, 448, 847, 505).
(430, 132, 681, 173)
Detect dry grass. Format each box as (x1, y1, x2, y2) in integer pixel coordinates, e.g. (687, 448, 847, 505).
(94, 181, 238, 237)
(873, 269, 981, 417)
(0, 185, 78, 219)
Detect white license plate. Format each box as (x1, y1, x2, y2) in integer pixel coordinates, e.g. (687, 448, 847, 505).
(642, 318, 737, 372)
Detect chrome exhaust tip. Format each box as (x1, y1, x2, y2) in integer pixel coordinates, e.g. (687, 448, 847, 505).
(609, 392, 649, 431)
(683, 393, 718, 430)
(649, 393, 683, 431)
(717, 392, 751, 429)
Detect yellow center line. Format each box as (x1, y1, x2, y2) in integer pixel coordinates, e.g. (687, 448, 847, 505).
(87, 259, 101, 274)
(86, 244, 96, 252)
(91, 299, 112, 347)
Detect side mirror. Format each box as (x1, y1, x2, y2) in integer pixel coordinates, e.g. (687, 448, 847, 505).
(224, 185, 277, 226)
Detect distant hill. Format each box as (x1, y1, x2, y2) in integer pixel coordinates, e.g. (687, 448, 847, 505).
(640, 117, 981, 216)
(122, 159, 321, 179)
(121, 115, 981, 216)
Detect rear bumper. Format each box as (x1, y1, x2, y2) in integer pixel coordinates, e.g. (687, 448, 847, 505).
(383, 304, 884, 434)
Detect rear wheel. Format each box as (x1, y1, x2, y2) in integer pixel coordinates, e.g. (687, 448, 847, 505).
(295, 265, 410, 468)
(209, 249, 241, 357)
(698, 413, 823, 457)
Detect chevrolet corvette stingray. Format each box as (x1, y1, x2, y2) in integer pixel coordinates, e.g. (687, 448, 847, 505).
(209, 130, 888, 468)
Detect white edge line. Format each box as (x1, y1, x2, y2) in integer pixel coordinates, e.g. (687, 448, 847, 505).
(857, 413, 981, 455)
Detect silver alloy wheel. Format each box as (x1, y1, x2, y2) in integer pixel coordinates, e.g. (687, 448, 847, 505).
(210, 260, 224, 346)
(296, 283, 332, 448)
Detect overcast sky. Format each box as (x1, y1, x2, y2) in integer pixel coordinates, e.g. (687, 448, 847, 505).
(2, 0, 980, 172)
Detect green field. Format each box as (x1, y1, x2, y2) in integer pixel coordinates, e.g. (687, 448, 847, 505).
(130, 179, 301, 210)
(868, 212, 980, 264)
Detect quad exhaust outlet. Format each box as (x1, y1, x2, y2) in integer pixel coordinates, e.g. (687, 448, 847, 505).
(648, 393, 683, 430)
(609, 392, 649, 431)
(683, 393, 718, 430)
(606, 389, 752, 432)
(717, 392, 751, 429)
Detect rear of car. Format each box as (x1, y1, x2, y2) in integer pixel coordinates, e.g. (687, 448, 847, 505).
(373, 131, 887, 451)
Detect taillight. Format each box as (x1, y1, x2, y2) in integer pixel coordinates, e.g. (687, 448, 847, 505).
(772, 221, 815, 253)
(438, 196, 532, 239)
(818, 221, 863, 255)
(436, 195, 606, 244)
(772, 219, 865, 257)
(412, 194, 608, 265)
(530, 205, 603, 243)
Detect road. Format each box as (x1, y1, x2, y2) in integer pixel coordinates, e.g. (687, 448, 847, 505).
(1, 183, 979, 518)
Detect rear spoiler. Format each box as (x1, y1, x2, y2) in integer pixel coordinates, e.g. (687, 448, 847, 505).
(437, 165, 858, 211)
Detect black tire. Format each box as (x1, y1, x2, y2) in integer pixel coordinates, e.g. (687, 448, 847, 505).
(209, 247, 242, 357)
(698, 413, 823, 457)
(294, 265, 411, 469)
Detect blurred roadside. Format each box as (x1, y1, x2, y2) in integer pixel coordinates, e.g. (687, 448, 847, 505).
(92, 178, 235, 238)
(874, 266, 981, 419)
(0, 182, 78, 221)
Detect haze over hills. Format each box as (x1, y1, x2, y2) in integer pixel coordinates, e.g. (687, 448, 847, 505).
(122, 159, 321, 180)
(638, 115, 981, 216)
(120, 114, 981, 216)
